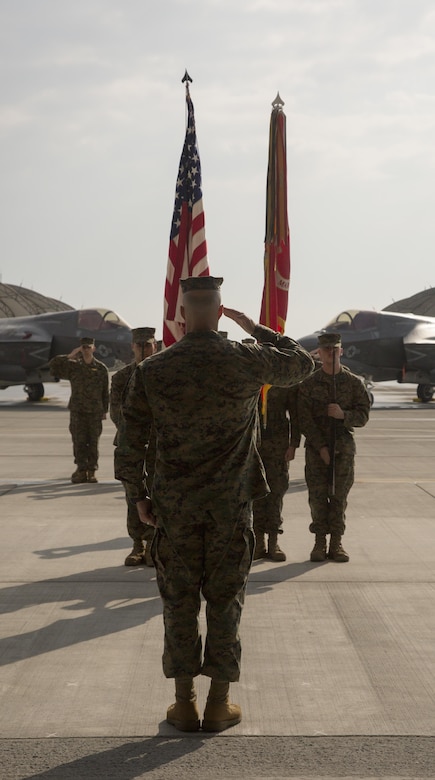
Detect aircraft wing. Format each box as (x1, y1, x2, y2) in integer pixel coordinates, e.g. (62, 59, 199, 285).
(0, 308, 132, 398)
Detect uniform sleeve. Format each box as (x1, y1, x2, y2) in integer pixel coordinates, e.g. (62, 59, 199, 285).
(114, 366, 153, 501)
(49, 355, 74, 380)
(287, 385, 301, 447)
(250, 325, 315, 388)
(109, 371, 124, 427)
(297, 378, 328, 452)
(343, 377, 370, 430)
(102, 367, 109, 415)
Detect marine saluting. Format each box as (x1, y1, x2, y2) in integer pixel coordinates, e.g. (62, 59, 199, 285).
(115, 275, 314, 733)
(49, 337, 109, 484)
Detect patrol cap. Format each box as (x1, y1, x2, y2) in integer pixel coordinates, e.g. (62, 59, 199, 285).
(317, 332, 342, 347)
(131, 327, 156, 344)
(80, 337, 95, 346)
(180, 276, 224, 293)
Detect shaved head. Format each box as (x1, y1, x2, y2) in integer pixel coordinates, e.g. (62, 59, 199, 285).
(181, 289, 223, 332)
(183, 290, 221, 308)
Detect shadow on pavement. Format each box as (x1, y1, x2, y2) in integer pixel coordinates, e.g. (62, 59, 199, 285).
(0, 567, 161, 667)
(34, 537, 130, 559)
(18, 737, 206, 780)
(286, 478, 307, 494)
(249, 558, 327, 582)
(0, 400, 67, 412)
(0, 481, 123, 500)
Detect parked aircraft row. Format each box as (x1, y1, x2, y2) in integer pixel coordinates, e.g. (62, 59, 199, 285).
(1, 304, 435, 403)
(0, 308, 132, 401)
(298, 309, 435, 403)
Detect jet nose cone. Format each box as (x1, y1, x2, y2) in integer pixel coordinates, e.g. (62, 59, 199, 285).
(297, 333, 319, 354)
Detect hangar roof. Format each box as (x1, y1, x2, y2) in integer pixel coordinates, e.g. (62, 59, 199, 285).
(0, 283, 73, 318)
(383, 288, 435, 317)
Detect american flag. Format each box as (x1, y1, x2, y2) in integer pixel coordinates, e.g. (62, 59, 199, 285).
(259, 96, 290, 334)
(163, 81, 209, 347)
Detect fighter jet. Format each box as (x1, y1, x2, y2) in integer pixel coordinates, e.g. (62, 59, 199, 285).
(298, 308, 435, 402)
(0, 307, 132, 401)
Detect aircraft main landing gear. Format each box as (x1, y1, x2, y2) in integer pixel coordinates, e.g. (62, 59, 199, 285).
(417, 384, 434, 403)
(24, 383, 45, 402)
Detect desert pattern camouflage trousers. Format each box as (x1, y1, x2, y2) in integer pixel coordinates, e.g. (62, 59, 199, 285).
(152, 501, 255, 682)
(69, 412, 102, 471)
(305, 443, 355, 536)
(253, 439, 289, 534)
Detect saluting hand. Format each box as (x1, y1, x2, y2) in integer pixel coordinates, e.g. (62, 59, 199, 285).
(68, 346, 83, 359)
(223, 307, 256, 335)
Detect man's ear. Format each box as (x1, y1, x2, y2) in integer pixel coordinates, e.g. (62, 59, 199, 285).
(217, 304, 224, 320)
(180, 305, 185, 320)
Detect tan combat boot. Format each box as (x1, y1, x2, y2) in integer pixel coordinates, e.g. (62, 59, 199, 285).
(87, 471, 98, 483)
(124, 539, 145, 566)
(71, 469, 88, 484)
(328, 534, 349, 562)
(202, 680, 242, 732)
(166, 677, 200, 732)
(253, 533, 267, 560)
(310, 535, 327, 562)
(268, 531, 286, 562)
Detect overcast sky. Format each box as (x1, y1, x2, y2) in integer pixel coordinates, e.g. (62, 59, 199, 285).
(1, 0, 434, 341)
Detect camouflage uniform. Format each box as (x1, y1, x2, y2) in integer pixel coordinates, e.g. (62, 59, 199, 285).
(254, 385, 300, 537)
(50, 354, 108, 473)
(298, 366, 370, 538)
(115, 325, 314, 681)
(110, 362, 154, 547)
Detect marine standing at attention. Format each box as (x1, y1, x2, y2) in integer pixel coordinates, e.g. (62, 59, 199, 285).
(115, 276, 314, 733)
(49, 337, 109, 483)
(298, 332, 370, 563)
(110, 327, 157, 567)
(253, 385, 300, 562)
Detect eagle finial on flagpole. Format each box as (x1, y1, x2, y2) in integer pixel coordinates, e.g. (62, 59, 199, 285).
(272, 92, 284, 110)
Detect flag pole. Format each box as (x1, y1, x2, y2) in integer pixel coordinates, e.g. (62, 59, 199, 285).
(182, 69, 192, 90)
(272, 91, 284, 110)
(162, 73, 210, 348)
(260, 91, 290, 334)
(260, 92, 290, 425)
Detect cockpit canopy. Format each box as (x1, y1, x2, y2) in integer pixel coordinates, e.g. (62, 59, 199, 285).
(324, 310, 380, 332)
(77, 309, 131, 332)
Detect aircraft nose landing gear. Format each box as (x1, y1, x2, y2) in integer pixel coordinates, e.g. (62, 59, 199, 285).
(417, 384, 434, 403)
(24, 383, 45, 402)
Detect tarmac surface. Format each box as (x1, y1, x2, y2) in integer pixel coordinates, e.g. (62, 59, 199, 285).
(0, 380, 434, 779)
